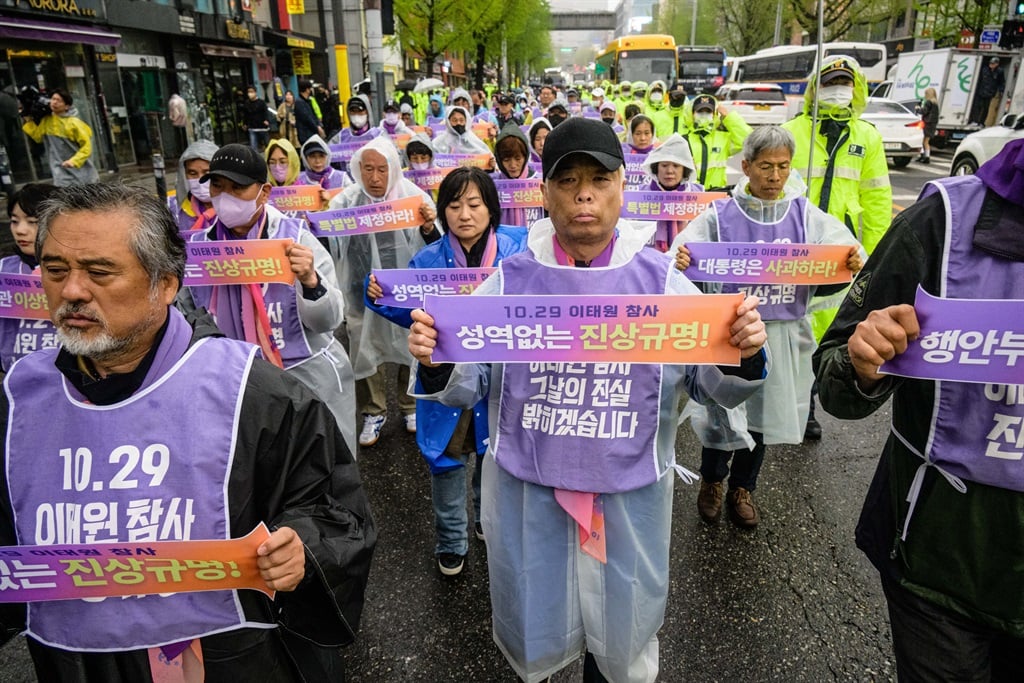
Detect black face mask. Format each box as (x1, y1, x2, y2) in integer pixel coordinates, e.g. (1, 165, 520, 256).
(670, 93, 686, 107)
(452, 124, 466, 136)
(602, 117, 616, 126)
(548, 114, 566, 127)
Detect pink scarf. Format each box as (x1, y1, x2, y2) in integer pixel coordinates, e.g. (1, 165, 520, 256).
(449, 227, 498, 268)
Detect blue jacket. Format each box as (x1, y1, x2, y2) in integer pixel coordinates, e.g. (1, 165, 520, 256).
(366, 226, 527, 473)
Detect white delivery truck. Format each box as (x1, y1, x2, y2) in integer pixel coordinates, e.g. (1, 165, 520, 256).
(875, 47, 1021, 147)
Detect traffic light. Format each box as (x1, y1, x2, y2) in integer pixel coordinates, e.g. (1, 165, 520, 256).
(1002, 20, 1024, 48)
(1017, 1, 1024, 14)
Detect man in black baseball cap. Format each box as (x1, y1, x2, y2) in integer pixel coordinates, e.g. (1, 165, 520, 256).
(201, 143, 272, 237)
(407, 114, 768, 682)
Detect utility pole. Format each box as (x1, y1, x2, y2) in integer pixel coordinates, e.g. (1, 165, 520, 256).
(690, 0, 698, 45)
(364, 0, 386, 122)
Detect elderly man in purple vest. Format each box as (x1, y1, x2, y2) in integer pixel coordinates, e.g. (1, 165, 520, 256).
(0, 183, 375, 681)
(814, 140, 1024, 680)
(407, 117, 770, 683)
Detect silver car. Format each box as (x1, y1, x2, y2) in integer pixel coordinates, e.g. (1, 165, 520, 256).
(860, 97, 923, 169)
(949, 113, 1024, 175)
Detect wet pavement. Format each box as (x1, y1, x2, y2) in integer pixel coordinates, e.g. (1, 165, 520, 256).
(0, 370, 897, 682)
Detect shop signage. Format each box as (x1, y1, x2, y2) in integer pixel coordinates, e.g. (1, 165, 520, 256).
(10, 0, 104, 20)
(292, 49, 311, 75)
(286, 36, 315, 50)
(286, 0, 304, 14)
(225, 20, 251, 41)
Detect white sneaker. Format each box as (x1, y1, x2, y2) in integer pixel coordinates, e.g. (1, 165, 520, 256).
(404, 413, 417, 434)
(359, 414, 386, 447)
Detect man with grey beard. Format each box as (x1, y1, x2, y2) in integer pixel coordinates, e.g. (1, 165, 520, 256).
(0, 183, 375, 681)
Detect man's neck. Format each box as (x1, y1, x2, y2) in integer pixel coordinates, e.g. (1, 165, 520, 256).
(555, 234, 614, 265)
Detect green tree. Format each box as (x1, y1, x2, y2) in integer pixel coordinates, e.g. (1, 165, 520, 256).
(653, 0, 722, 48)
(915, 0, 1008, 49)
(719, 1, 779, 56)
(392, 0, 498, 80)
(789, 0, 899, 42)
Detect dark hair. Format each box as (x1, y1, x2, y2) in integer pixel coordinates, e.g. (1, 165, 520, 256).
(436, 167, 500, 232)
(406, 140, 433, 158)
(298, 79, 313, 94)
(625, 105, 642, 122)
(629, 112, 652, 133)
(37, 183, 186, 292)
(51, 88, 73, 107)
(8, 183, 60, 218)
(496, 134, 527, 159)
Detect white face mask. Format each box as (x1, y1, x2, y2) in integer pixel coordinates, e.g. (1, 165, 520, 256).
(212, 191, 261, 229)
(350, 114, 368, 128)
(819, 85, 854, 107)
(411, 161, 430, 171)
(188, 178, 211, 203)
(650, 92, 663, 103)
(694, 112, 713, 125)
(384, 112, 399, 125)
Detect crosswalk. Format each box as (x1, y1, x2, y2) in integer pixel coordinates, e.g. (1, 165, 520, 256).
(890, 159, 952, 211)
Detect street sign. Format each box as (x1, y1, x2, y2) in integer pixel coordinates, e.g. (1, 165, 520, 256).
(981, 29, 1001, 44)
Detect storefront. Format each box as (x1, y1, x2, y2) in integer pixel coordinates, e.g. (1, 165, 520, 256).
(0, 3, 120, 182)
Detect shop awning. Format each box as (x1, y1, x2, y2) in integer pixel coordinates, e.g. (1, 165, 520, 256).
(261, 29, 322, 51)
(200, 43, 265, 60)
(0, 16, 121, 46)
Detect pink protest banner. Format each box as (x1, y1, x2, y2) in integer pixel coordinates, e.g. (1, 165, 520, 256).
(684, 242, 855, 285)
(434, 153, 493, 169)
(372, 267, 496, 308)
(0, 524, 274, 603)
(0, 273, 50, 320)
(269, 185, 323, 212)
(425, 293, 743, 365)
(387, 133, 411, 149)
(183, 239, 295, 286)
(880, 286, 1024, 385)
(472, 123, 493, 139)
(306, 195, 424, 237)
(620, 191, 728, 221)
(404, 166, 456, 192)
(494, 178, 544, 208)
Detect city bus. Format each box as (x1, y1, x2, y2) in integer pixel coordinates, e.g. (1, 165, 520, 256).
(595, 34, 678, 86)
(732, 42, 887, 95)
(677, 45, 727, 95)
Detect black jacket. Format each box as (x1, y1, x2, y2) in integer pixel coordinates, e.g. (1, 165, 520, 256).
(294, 94, 321, 145)
(0, 310, 376, 681)
(241, 97, 270, 130)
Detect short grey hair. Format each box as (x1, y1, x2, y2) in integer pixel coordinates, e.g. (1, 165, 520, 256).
(742, 125, 795, 163)
(36, 183, 187, 292)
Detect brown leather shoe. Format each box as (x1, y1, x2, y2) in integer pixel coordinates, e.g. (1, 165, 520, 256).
(697, 480, 724, 523)
(727, 487, 760, 528)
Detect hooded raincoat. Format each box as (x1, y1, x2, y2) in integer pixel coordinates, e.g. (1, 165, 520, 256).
(182, 205, 358, 456)
(683, 97, 752, 189)
(674, 174, 864, 447)
(326, 136, 437, 379)
(642, 133, 703, 251)
(426, 96, 446, 127)
(265, 138, 302, 187)
(413, 219, 769, 682)
(491, 124, 542, 228)
(22, 107, 99, 186)
(299, 134, 349, 189)
(174, 139, 220, 233)
(527, 118, 552, 163)
(431, 106, 493, 156)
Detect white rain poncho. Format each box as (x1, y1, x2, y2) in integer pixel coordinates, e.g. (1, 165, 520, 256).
(413, 220, 769, 682)
(673, 173, 865, 446)
(430, 105, 493, 156)
(326, 135, 437, 379)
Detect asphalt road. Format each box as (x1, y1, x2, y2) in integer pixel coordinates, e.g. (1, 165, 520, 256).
(0, 156, 951, 682)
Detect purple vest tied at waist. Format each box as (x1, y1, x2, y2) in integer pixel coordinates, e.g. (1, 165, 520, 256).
(714, 196, 810, 321)
(919, 177, 1024, 491)
(493, 246, 671, 493)
(0, 256, 57, 372)
(3, 335, 264, 651)
(190, 220, 313, 367)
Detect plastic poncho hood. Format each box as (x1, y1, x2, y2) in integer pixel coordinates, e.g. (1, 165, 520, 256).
(300, 134, 331, 162)
(350, 135, 403, 201)
(645, 133, 696, 183)
(494, 123, 531, 178)
(732, 167, 810, 223)
(449, 87, 471, 107)
(176, 139, 219, 201)
(405, 131, 435, 163)
(801, 55, 868, 121)
(264, 138, 302, 186)
(428, 95, 446, 119)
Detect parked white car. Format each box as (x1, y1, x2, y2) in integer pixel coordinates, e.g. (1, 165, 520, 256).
(713, 83, 789, 126)
(860, 97, 923, 168)
(949, 113, 1024, 175)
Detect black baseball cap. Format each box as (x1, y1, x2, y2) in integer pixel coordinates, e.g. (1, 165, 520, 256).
(347, 97, 367, 112)
(548, 102, 568, 114)
(201, 144, 267, 186)
(383, 99, 399, 112)
(692, 95, 716, 112)
(542, 117, 623, 180)
(497, 93, 514, 105)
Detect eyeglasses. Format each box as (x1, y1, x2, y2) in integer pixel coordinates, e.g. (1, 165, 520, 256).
(268, 160, 290, 167)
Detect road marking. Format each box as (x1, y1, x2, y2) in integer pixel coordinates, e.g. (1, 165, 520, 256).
(890, 164, 950, 177)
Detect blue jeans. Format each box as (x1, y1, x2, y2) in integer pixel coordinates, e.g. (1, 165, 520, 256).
(248, 129, 269, 151)
(699, 430, 765, 491)
(431, 451, 483, 556)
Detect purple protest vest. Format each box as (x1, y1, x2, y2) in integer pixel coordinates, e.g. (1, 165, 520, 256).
(917, 178, 1024, 491)
(0, 256, 57, 371)
(714, 196, 810, 321)
(190, 220, 313, 367)
(3, 336, 265, 650)
(493, 246, 670, 493)
(298, 167, 347, 189)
